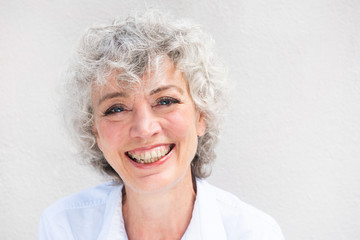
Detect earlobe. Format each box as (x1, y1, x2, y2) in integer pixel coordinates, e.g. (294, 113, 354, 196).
(93, 125, 103, 151)
(196, 113, 206, 137)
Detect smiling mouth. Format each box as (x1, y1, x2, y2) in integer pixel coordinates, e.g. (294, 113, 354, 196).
(126, 144, 175, 164)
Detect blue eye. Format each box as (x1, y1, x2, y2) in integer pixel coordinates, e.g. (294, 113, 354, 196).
(104, 105, 124, 115)
(159, 99, 171, 105)
(157, 97, 180, 106)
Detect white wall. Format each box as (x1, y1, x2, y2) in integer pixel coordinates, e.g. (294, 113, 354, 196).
(1, 0, 359, 239)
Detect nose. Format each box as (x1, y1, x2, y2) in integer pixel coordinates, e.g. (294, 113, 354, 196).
(129, 104, 161, 140)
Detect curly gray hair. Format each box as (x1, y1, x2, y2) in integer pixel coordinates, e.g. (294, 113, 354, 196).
(63, 10, 227, 183)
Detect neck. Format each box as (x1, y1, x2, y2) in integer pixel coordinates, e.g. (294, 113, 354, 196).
(122, 169, 196, 240)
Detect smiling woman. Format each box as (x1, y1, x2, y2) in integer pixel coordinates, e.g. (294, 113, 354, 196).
(38, 10, 285, 240)
(92, 59, 205, 193)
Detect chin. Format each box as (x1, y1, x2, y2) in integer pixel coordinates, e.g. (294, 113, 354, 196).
(123, 167, 191, 195)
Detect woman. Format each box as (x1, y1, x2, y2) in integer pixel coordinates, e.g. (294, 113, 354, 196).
(39, 10, 284, 240)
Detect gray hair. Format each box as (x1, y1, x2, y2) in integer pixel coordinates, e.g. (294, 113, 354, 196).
(63, 10, 227, 183)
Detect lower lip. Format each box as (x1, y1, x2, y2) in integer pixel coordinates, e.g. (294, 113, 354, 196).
(127, 146, 174, 169)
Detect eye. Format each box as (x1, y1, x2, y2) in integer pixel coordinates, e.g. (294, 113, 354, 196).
(104, 105, 125, 115)
(156, 97, 180, 106)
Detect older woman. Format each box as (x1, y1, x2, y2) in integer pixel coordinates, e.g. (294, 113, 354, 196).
(39, 11, 284, 240)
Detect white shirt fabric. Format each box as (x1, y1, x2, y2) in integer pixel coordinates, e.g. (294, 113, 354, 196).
(39, 179, 285, 240)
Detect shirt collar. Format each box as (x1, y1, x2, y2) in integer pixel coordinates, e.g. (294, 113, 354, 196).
(183, 179, 227, 239)
(103, 179, 227, 240)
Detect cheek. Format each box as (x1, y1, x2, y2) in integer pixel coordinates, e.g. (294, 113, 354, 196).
(164, 110, 197, 139)
(97, 120, 126, 149)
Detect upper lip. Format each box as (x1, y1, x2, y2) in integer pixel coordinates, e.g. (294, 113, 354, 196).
(126, 143, 173, 153)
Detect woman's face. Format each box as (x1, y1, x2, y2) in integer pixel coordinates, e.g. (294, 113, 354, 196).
(92, 61, 205, 193)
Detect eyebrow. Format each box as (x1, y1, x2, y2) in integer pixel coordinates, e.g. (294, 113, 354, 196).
(150, 85, 184, 95)
(98, 92, 128, 105)
(98, 85, 183, 105)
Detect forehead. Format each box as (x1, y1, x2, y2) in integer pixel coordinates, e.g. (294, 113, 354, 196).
(93, 60, 188, 95)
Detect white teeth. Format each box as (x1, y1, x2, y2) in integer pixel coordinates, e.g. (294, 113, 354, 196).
(144, 152, 150, 161)
(127, 145, 172, 164)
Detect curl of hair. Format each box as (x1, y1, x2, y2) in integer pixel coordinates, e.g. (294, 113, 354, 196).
(63, 10, 228, 183)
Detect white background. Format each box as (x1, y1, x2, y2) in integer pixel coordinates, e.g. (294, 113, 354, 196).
(1, 0, 360, 239)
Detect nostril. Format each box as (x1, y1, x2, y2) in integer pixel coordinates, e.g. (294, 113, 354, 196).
(129, 119, 161, 139)
(129, 105, 162, 139)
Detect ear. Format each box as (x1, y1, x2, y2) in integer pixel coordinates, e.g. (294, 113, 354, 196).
(93, 124, 103, 151)
(196, 113, 206, 137)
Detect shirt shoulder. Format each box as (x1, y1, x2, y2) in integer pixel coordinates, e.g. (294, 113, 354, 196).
(42, 182, 117, 217)
(39, 182, 121, 240)
(200, 180, 285, 240)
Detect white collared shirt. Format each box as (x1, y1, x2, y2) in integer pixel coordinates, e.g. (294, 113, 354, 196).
(39, 179, 284, 239)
